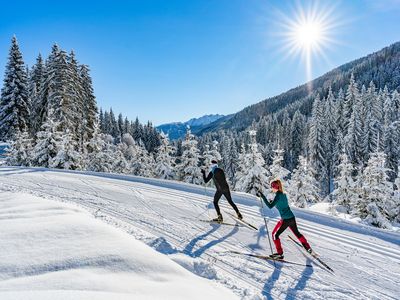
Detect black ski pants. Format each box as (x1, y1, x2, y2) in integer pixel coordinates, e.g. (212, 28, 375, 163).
(213, 189, 240, 216)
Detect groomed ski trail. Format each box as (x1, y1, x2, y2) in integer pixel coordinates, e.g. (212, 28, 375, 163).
(0, 167, 399, 300)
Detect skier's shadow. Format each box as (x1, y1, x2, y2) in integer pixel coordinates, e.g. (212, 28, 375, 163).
(248, 225, 266, 250)
(262, 261, 283, 300)
(284, 257, 314, 300)
(183, 224, 239, 258)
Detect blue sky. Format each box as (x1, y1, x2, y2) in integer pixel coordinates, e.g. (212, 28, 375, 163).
(1, 0, 399, 125)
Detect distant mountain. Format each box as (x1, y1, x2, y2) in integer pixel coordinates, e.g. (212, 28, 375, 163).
(198, 41, 400, 135)
(157, 114, 225, 140)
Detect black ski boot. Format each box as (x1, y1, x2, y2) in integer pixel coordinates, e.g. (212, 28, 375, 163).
(269, 253, 284, 260)
(212, 214, 223, 223)
(237, 212, 243, 220)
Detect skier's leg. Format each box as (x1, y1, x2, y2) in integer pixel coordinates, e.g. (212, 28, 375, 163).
(213, 191, 223, 216)
(288, 218, 311, 250)
(271, 220, 289, 254)
(222, 190, 240, 215)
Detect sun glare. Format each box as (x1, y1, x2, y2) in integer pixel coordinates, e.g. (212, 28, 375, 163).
(294, 21, 322, 49)
(273, 2, 340, 90)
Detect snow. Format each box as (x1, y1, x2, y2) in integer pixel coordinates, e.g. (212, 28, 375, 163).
(1, 166, 400, 299)
(0, 190, 237, 300)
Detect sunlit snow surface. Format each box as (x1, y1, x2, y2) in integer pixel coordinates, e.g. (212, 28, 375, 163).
(0, 167, 399, 299)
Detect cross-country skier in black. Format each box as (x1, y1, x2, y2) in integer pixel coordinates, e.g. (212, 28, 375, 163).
(201, 159, 243, 222)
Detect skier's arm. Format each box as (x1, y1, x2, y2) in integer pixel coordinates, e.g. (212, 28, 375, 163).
(201, 170, 213, 183)
(258, 192, 277, 209)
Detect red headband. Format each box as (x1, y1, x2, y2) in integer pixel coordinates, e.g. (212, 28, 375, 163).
(271, 181, 279, 190)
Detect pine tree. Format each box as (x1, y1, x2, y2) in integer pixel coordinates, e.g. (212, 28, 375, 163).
(221, 135, 238, 185)
(154, 132, 175, 180)
(343, 73, 358, 134)
(86, 133, 116, 173)
(355, 151, 395, 228)
(324, 87, 338, 193)
(7, 129, 33, 166)
(113, 143, 131, 174)
(332, 152, 357, 213)
(344, 84, 363, 168)
(290, 110, 306, 169)
(269, 148, 290, 182)
(176, 127, 202, 184)
(132, 140, 155, 177)
(31, 110, 63, 168)
(383, 91, 399, 180)
(67, 50, 84, 144)
(29, 54, 44, 136)
(308, 94, 328, 195)
(50, 130, 82, 170)
(0, 36, 30, 141)
(202, 144, 213, 168)
(287, 156, 320, 208)
(234, 131, 270, 195)
(79, 64, 98, 146)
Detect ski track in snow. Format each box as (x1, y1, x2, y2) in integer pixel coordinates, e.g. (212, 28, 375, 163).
(0, 167, 399, 299)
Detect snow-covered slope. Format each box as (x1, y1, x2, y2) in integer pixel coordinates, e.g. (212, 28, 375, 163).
(0, 191, 237, 300)
(0, 167, 399, 299)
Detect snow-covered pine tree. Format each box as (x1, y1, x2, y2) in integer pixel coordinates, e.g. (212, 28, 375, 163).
(46, 46, 77, 135)
(7, 129, 33, 166)
(123, 117, 130, 135)
(86, 133, 116, 173)
(332, 151, 357, 213)
(394, 168, 400, 223)
(29, 54, 44, 136)
(202, 144, 213, 168)
(355, 151, 395, 228)
(176, 127, 202, 184)
(133, 140, 155, 177)
(31, 109, 63, 168)
(269, 148, 290, 183)
(308, 94, 328, 195)
(99, 108, 104, 133)
(79, 64, 98, 147)
(234, 130, 270, 195)
(118, 113, 124, 138)
(49, 129, 82, 170)
(290, 110, 306, 170)
(220, 134, 238, 185)
(109, 108, 120, 141)
(154, 132, 176, 180)
(287, 156, 320, 208)
(67, 50, 84, 144)
(132, 117, 143, 142)
(343, 73, 358, 135)
(113, 142, 131, 174)
(383, 90, 399, 180)
(0, 36, 30, 141)
(344, 83, 363, 168)
(324, 87, 338, 193)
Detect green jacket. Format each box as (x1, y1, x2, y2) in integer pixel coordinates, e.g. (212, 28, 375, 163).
(259, 191, 295, 220)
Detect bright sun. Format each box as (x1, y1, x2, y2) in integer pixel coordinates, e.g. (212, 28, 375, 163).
(294, 21, 322, 49)
(274, 2, 340, 88)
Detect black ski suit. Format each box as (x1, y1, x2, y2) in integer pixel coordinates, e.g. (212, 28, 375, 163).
(203, 167, 240, 216)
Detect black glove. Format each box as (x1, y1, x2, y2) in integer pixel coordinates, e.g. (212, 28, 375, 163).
(201, 169, 206, 174)
(255, 190, 262, 197)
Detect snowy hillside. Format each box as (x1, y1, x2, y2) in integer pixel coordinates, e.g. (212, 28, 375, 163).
(0, 167, 399, 299)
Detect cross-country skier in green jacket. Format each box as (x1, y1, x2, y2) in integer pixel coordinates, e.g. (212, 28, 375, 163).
(257, 179, 312, 259)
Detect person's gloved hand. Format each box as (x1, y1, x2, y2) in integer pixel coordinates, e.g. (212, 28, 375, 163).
(201, 169, 205, 174)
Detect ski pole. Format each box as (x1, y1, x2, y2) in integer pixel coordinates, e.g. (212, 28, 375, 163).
(258, 194, 276, 267)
